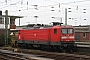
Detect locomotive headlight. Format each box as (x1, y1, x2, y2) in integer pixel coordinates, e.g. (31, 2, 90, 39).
(19, 35, 20, 39)
(69, 36, 74, 38)
(61, 36, 67, 39)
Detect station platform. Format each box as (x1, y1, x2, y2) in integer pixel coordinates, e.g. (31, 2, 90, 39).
(75, 42, 90, 48)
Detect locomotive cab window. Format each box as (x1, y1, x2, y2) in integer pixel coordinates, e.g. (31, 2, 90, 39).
(61, 29, 67, 34)
(61, 28, 74, 34)
(54, 29, 57, 34)
(68, 29, 74, 34)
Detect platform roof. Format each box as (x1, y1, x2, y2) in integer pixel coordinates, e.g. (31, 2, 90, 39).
(2, 15, 23, 19)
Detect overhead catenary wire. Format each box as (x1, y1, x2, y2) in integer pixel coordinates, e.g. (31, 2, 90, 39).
(0, 0, 21, 9)
(0, 0, 90, 12)
(0, 0, 88, 26)
(0, 0, 89, 19)
(2, 0, 88, 16)
(0, 0, 89, 10)
(45, 0, 90, 4)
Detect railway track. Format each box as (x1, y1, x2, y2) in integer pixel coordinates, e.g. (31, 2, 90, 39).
(0, 48, 54, 60)
(0, 50, 31, 60)
(17, 49, 90, 60)
(0, 47, 90, 60)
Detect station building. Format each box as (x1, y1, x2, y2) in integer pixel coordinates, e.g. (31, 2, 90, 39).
(0, 10, 23, 45)
(0, 15, 23, 34)
(74, 25, 90, 42)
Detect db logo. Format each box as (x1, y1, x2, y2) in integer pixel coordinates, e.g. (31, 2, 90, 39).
(34, 34, 36, 36)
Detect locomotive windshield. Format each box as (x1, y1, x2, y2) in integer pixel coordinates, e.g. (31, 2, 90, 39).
(61, 28, 74, 34)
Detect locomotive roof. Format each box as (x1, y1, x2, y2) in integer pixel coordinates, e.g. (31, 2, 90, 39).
(19, 25, 74, 30)
(52, 25, 73, 28)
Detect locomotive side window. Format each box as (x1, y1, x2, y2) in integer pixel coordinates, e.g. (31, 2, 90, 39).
(54, 29, 57, 34)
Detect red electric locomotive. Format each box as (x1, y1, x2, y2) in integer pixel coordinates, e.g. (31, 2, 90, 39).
(18, 23, 76, 52)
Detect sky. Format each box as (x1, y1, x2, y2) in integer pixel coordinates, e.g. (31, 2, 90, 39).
(0, 0, 90, 26)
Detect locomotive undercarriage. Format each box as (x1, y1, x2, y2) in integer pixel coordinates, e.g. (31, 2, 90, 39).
(18, 40, 76, 52)
(60, 42, 77, 52)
